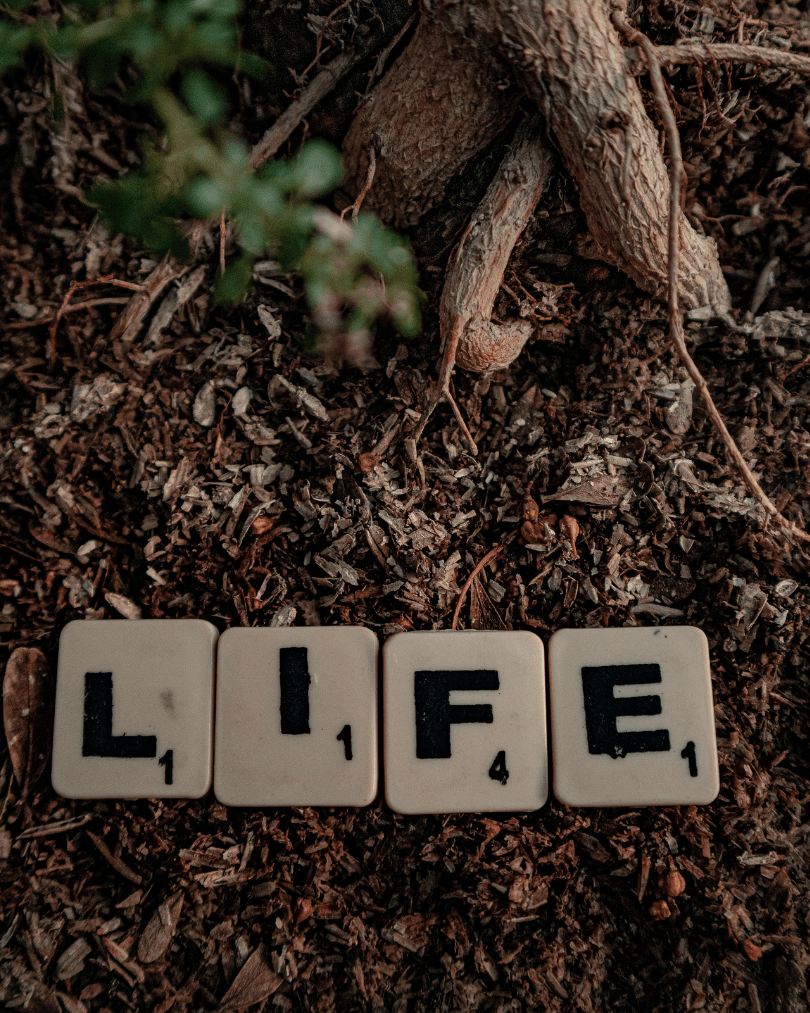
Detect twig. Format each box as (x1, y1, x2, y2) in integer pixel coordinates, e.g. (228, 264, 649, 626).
(219, 211, 227, 274)
(45, 275, 144, 367)
(627, 42, 810, 77)
(5, 297, 131, 330)
(340, 146, 376, 221)
(251, 45, 370, 169)
(86, 830, 143, 885)
(451, 545, 504, 630)
(613, 8, 810, 545)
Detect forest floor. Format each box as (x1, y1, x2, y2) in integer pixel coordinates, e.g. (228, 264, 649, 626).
(2, 1, 810, 1011)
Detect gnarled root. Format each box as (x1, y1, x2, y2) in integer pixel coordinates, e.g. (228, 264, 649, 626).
(411, 116, 552, 452)
(435, 0, 731, 314)
(444, 114, 552, 373)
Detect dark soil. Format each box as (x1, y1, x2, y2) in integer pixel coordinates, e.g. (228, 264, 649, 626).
(1, 1, 810, 1011)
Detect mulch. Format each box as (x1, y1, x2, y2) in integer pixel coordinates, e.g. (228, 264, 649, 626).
(1, 0, 810, 1010)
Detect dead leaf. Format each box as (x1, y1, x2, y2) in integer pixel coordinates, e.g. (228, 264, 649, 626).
(3, 647, 54, 797)
(217, 945, 282, 1011)
(543, 474, 627, 506)
(193, 380, 217, 427)
(470, 576, 507, 630)
(138, 892, 184, 964)
(29, 523, 74, 555)
(257, 304, 282, 339)
(104, 590, 142, 619)
(560, 514, 580, 558)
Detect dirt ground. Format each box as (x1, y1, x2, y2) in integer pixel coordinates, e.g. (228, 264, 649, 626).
(2, 1, 810, 1011)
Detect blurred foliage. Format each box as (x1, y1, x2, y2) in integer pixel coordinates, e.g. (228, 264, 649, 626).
(0, 0, 420, 346)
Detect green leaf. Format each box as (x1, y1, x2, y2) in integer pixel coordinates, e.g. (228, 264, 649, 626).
(181, 69, 224, 126)
(292, 140, 342, 199)
(185, 176, 225, 217)
(214, 254, 253, 303)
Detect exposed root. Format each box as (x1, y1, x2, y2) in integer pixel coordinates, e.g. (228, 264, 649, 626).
(340, 16, 520, 229)
(340, 146, 376, 221)
(411, 115, 551, 453)
(410, 319, 478, 455)
(442, 114, 552, 374)
(612, 7, 810, 547)
(451, 544, 504, 630)
(627, 41, 810, 77)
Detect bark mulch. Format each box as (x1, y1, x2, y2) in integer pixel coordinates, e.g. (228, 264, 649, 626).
(2, 2, 810, 1010)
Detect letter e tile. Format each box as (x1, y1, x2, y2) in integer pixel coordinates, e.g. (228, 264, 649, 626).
(214, 626, 378, 807)
(52, 619, 217, 799)
(548, 626, 719, 806)
(383, 631, 547, 814)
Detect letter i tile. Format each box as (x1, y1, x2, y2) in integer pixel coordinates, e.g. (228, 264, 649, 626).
(52, 619, 218, 799)
(213, 626, 378, 807)
(383, 631, 548, 814)
(548, 626, 720, 807)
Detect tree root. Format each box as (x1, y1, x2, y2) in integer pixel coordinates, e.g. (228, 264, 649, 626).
(627, 41, 810, 77)
(612, 7, 810, 547)
(411, 115, 552, 453)
(340, 16, 521, 229)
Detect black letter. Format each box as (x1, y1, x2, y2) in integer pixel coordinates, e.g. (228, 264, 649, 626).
(414, 670, 498, 758)
(681, 741, 698, 777)
(581, 663, 670, 758)
(82, 672, 157, 758)
(488, 750, 509, 785)
(280, 647, 310, 735)
(336, 724, 353, 760)
(158, 749, 174, 785)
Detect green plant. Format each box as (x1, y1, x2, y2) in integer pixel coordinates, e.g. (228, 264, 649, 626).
(0, 0, 420, 343)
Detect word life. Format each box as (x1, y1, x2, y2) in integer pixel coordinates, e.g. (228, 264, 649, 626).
(52, 621, 720, 813)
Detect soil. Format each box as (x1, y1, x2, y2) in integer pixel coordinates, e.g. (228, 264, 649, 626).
(1, 1, 810, 1011)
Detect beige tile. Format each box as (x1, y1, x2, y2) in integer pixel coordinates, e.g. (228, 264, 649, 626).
(383, 631, 547, 815)
(52, 619, 217, 799)
(213, 626, 378, 807)
(549, 626, 719, 807)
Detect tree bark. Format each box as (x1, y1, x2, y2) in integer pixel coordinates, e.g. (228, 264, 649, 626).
(339, 17, 520, 230)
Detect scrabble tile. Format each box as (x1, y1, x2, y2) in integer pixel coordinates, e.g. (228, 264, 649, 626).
(52, 619, 217, 799)
(383, 631, 547, 815)
(213, 626, 378, 807)
(548, 626, 719, 807)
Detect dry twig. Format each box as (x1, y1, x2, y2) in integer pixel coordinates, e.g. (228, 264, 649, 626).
(613, 7, 810, 546)
(251, 45, 370, 169)
(452, 545, 504, 630)
(86, 830, 142, 885)
(219, 211, 227, 275)
(5, 297, 131, 330)
(46, 276, 144, 366)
